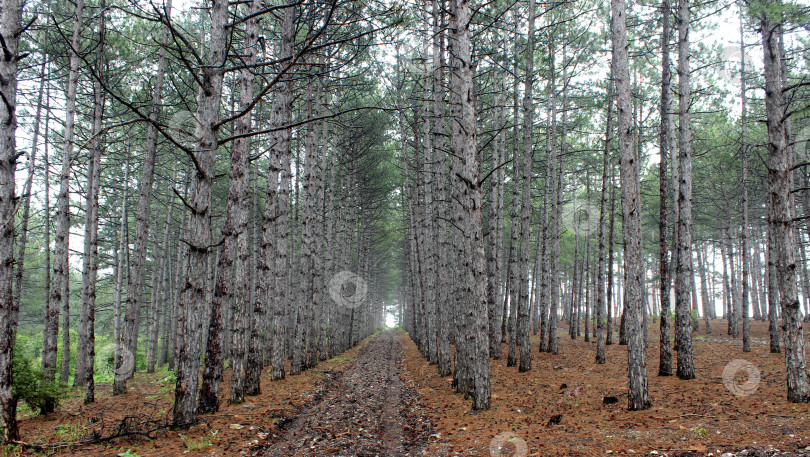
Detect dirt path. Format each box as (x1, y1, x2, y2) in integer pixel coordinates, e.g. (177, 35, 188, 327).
(256, 331, 430, 456)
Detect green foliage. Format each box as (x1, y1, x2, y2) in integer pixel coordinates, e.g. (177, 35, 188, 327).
(147, 369, 177, 400)
(12, 347, 62, 413)
(0, 444, 21, 457)
(118, 448, 141, 457)
(180, 434, 212, 450)
(53, 423, 88, 441)
(691, 426, 708, 438)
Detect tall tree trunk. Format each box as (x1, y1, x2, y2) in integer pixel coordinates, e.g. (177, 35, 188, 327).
(113, 164, 129, 379)
(516, 0, 536, 372)
(506, 122, 520, 365)
(448, 0, 490, 409)
(0, 0, 22, 439)
(433, 0, 451, 376)
(751, 239, 765, 321)
(727, 228, 740, 337)
(19, 44, 46, 385)
(267, 4, 295, 381)
(658, 0, 673, 375)
(767, 219, 780, 352)
(115, 0, 171, 395)
(607, 171, 616, 346)
(596, 60, 614, 364)
(52, 0, 84, 402)
(675, 0, 695, 380)
(171, 169, 191, 369)
(78, 5, 106, 403)
(12, 44, 45, 370)
(696, 244, 712, 333)
(739, 6, 751, 352)
(199, 0, 259, 411)
(612, 0, 651, 409)
(761, 3, 810, 401)
(548, 39, 563, 355)
(173, 0, 228, 427)
(156, 165, 177, 368)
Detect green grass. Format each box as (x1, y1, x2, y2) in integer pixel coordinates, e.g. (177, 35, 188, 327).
(180, 434, 212, 450)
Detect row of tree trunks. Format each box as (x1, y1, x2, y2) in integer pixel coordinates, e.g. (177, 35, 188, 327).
(114, 0, 171, 396)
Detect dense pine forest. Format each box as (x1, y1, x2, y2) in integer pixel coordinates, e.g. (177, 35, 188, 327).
(0, 0, 809, 454)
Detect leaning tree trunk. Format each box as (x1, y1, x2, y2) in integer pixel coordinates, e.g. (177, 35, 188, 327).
(761, 4, 810, 402)
(173, 0, 228, 427)
(612, 0, 651, 410)
(0, 0, 22, 440)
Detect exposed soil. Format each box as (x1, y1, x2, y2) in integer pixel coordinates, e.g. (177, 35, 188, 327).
(256, 330, 430, 456)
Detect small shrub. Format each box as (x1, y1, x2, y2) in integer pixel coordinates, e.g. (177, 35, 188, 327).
(12, 351, 62, 413)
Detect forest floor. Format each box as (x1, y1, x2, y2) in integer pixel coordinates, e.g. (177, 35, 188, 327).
(405, 319, 810, 457)
(7, 320, 810, 457)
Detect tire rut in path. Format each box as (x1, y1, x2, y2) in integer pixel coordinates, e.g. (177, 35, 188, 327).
(256, 331, 430, 456)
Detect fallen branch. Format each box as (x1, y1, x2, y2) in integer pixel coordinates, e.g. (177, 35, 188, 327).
(9, 424, 170, 450)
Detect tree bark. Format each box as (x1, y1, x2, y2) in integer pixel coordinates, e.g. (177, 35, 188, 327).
(52, 0, 84, 401)
(761, 3, 810, 401)
(156, 165, 177, 369)
(612, 0, 651, 409)
(658, 0, 673, 375)
(448, 0, 490, 409)
(675, 0, 695, 380)
(0, 0, 22, 439)
(596, 59, 614, 364)
(173, 0, 228, 427)
(77, 5, 106, 403)
(116, 0, 171, 395)
(113, 164, 129, 379)
(739, 5, 751, 352)
(516, 0, 536, 372)
(266, 4, 295, 381)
